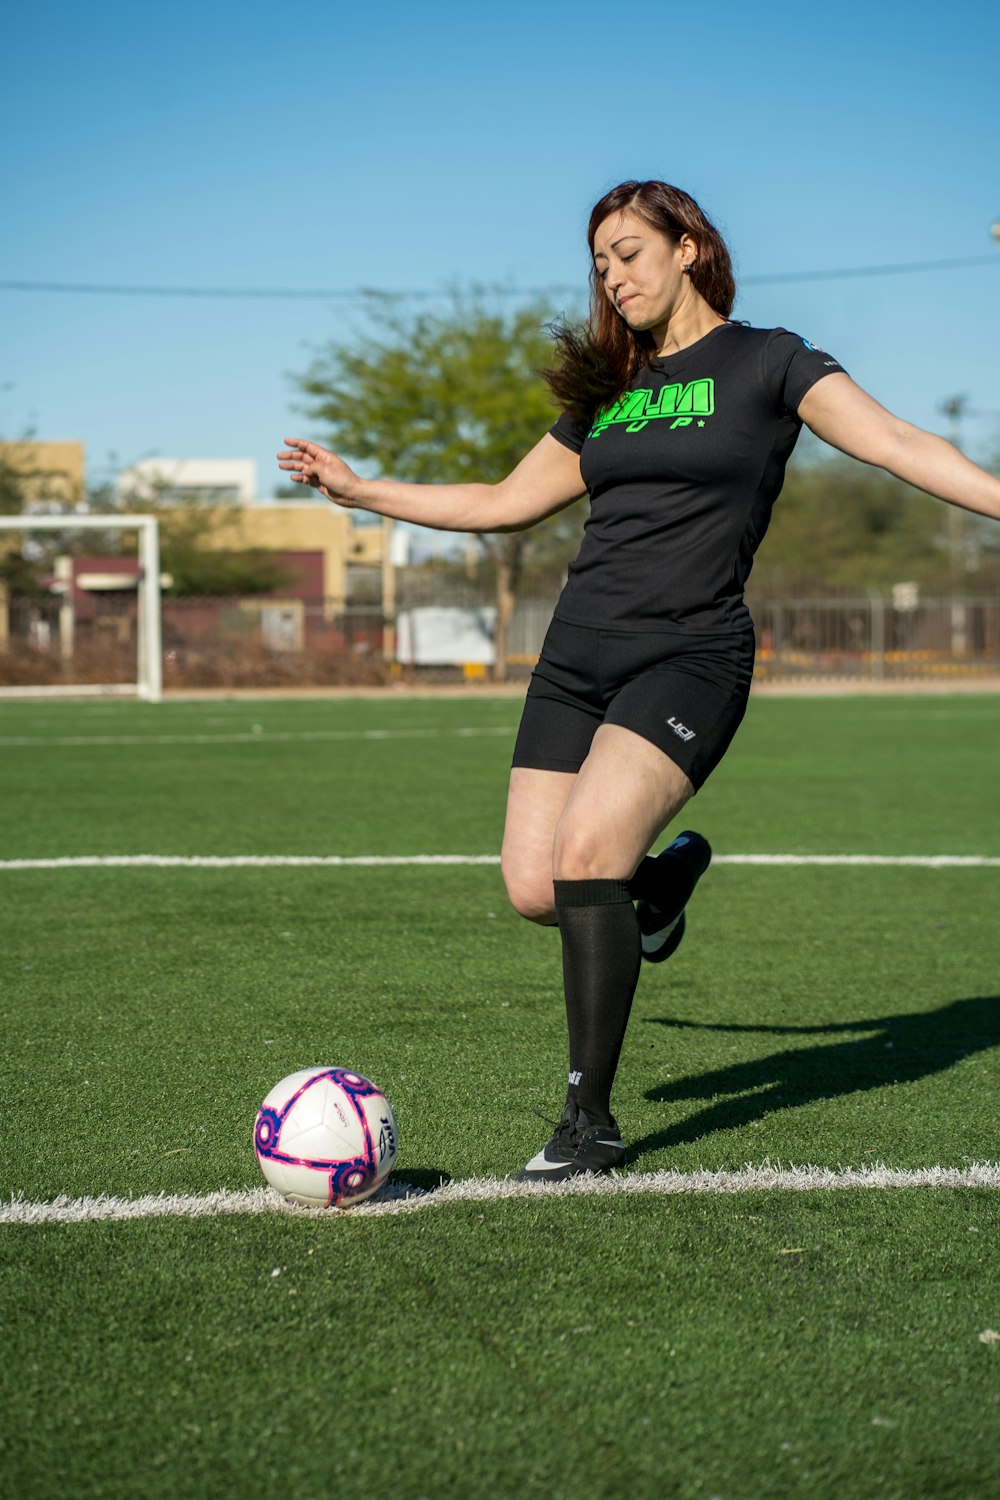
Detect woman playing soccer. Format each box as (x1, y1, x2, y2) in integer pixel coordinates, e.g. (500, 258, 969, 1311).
(278, 180, 1000, 1181)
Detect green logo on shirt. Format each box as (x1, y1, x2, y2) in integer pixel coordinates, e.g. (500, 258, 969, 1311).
(590, 378, 715, 438)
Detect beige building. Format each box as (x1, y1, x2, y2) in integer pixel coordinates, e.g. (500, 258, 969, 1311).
(0, 440, 86, 508)
(206, 498, 387, 602)
(114, 458, 388, 599)
(1, 453, 393, 658)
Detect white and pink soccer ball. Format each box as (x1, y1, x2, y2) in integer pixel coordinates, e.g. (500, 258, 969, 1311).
(254, 1067, 398, 1208)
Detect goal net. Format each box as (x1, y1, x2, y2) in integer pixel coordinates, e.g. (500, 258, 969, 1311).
(0, 514, 162, 701)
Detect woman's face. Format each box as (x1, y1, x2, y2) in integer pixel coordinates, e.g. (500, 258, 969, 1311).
(592, 208, 694, 332)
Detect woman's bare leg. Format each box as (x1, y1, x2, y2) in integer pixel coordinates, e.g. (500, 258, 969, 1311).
(501, 722, 695, 923)
(552, 723, 694, 881)
(507, 725, 700, 1176)
(500, 766, 577, 924)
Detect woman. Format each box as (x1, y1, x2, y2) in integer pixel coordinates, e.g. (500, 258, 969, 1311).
(278, 180, 1000, 1182)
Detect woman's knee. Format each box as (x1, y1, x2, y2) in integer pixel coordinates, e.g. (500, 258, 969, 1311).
(551, 821, 619, 882)
(501, 858, 556, 924)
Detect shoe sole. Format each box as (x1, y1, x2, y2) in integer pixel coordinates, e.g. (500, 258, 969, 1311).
(516, 1135, 626, 1181)
(516, 1155, 625, 1182)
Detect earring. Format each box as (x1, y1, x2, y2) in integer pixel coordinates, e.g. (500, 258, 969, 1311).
(681, 263, 694, 273)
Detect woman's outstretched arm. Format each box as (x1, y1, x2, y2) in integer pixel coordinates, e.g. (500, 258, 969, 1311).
(798, 373, 1000, 520)
(276, 431, 585, 534)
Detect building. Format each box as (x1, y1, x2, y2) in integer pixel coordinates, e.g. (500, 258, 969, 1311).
(0, 439, 85, 510)
(114, 458, 399, 599)
(1, 452, 410, 672)
(117, 457, 256, 509)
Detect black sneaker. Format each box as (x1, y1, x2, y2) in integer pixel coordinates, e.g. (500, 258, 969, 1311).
(636, 830, 712, 963)
(516, 1100, 625, 1182)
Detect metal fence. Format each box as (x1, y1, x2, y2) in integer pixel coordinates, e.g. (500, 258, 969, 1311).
(0, 594, 390, 689)
(508, 591, 1000, 683)
(747, 594, 1000, 683)
(1, 587, 999, 689)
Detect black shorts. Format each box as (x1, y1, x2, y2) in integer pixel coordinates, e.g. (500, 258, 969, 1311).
(511, 616, 755, 790)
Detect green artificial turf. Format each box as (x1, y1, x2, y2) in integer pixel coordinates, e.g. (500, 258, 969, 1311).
(0, 694, 998, 1498)
(1, 692, 998, 858)
(1, 1194, 997, 1500)
(1, 863, 997, 1198)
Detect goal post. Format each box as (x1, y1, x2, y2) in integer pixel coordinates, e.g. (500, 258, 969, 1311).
(0, 514, 162, 702)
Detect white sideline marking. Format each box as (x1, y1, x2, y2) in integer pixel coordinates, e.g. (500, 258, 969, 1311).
(3, 1164, 997, 1225)
(718, 854, 1000, 868)
(2, 853, 999, 872)
(0, 854, 504, 870)
(0, 726, 516, 749)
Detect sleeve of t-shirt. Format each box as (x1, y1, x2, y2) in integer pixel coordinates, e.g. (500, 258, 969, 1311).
(763, 328, 848, 417)
(548, 409, 592, 454)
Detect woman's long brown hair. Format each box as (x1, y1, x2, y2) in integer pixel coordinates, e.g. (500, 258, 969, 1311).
(544, 181, 736, 421)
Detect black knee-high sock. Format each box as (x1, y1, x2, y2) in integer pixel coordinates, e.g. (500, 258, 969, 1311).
(552, 878, 641, 1126)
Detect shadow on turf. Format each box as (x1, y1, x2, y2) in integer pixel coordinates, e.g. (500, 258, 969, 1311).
(629, 995, 1000, 1160)
(393, 1168, 453, 1192)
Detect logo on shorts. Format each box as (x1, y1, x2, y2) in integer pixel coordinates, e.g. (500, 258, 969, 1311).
(667, 716, 696, 742)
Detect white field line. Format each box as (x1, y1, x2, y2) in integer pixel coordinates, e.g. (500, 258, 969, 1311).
(0, 854, 504, 870)
(2, 853, 999, 872)
(0, 726, 516, 748)
(720, 854, 1000, 868)
(3, 1163, 998, 1226)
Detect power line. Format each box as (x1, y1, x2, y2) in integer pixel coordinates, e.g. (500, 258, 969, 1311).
(0, 279, 560, 300)
(0, 254, 997, 302)
(742, 253, 999, 285)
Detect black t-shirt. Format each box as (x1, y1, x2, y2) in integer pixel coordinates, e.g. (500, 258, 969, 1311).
(548, 323, 846, 632)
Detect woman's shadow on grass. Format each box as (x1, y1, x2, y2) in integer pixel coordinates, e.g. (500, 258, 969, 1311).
(629, 995, 999, 1161)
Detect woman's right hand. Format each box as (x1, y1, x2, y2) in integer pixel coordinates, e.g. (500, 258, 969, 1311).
(278, 428, 585, 534)
(276, 438, 363, 507)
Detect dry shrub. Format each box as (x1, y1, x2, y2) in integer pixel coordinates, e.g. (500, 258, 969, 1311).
(163, 643, 392, 689)
(0, 640, 392, 690)
(0, 641, 134, 686)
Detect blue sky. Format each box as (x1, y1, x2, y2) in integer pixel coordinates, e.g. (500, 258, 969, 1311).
(2, 0, 999, 529)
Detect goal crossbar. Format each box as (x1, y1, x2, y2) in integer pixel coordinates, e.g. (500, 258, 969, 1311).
(0, 514, 162, 702)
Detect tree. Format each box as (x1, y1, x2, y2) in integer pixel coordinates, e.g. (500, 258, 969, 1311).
(0, 446, 33, 517)
(108, 475, 290, 597)
(1, 437, 291, 600)
(754, 443, 961, 594)
(0, 436, 86, 594)
(126, 500, 290, 597)
(294, 290, 586, 679)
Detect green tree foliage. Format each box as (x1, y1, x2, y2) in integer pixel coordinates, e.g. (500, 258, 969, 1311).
(756, 440, 1000, 594)
(0, 447, 31, 517)
(111, 481, 290, 598)
(294, 290, 586, 676)
(0, 447, 34, 592)
(159, 531, 290, 598)
(1, 448, 288, 600)
(0, 439, 76, 594)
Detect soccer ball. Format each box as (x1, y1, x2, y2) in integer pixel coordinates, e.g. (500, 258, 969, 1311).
(254, 1067, 398, 1208)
